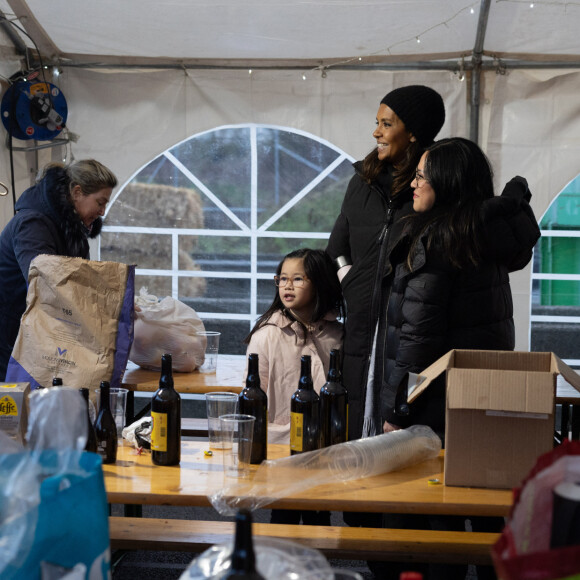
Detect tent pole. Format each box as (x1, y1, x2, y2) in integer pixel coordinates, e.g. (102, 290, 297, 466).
(470, 57, 481, 144)
(470, 0, 492, 144)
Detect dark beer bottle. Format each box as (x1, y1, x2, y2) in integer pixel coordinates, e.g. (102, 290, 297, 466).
(290, 355, 320, 455)
(319, 348, 349, 447)
(80, 387, 98, 453)
(151, 353, 181, 466)
(94, 381, 118, 463)
(220, 510, 265, 579)
(239, 353, 267, 464)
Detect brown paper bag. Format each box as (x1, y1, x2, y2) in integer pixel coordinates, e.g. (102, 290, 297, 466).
(6, 255, 135, 394)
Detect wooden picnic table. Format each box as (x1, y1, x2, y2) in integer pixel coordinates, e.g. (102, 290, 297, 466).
(120, 354, 245, 424)
(104, 442, 512, 516)
(122, 354, 245, 394)
(104, 441, 510, 565)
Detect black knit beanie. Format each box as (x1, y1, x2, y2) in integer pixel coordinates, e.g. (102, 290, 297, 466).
(381, 85, 445, 148)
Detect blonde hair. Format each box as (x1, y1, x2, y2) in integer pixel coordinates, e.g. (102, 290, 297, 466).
(39, 159, 117, 195)
(66, 159, 117, 194)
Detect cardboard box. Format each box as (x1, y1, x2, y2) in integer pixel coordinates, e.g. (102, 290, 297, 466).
(408, 350, 580, 490)
(0, 381, 31, 444)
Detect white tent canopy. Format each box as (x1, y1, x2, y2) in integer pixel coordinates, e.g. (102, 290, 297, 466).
(1, 0, 580, 350)
(3, 0, 580, 66)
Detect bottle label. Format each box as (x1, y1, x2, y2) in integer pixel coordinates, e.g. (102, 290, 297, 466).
(290, 412, 303, 452)
(151, 411, 168, 452)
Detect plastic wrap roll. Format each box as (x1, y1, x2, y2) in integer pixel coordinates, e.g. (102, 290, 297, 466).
(209, 424, 441, 516)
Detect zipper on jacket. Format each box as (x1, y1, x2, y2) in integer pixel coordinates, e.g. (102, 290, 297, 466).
(361, 196, 397, 433)
(377, 205, 395, 246)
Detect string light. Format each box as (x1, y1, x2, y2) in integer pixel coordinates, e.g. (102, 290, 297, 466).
(248, 69, 252, 75)
(302, 73, 306, 80)
(416, 36, 421, 43)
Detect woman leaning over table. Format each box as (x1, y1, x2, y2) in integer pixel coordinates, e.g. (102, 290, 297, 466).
(378, 137, 540, 580)
(0, 159, 117, 380)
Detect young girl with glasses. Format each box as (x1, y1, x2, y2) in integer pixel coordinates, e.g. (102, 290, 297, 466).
(244, 248, 344, 526)
(244, 248, 344, 446)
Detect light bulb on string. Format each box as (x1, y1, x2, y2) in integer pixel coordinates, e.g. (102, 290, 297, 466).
(302, 73, 307, 80)
(416, 36, 421, 43)
(248, 69, 252, 75)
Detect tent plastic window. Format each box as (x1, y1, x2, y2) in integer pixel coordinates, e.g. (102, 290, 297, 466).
(531, 173, 580, 369)
(100, 124, 354, 354)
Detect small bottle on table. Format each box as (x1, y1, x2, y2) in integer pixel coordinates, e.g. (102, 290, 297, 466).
(151, 353, 181, 466)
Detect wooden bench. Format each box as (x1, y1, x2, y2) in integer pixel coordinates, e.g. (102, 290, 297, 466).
(181, 417, 209, 437)
(109, 517, 499, 565)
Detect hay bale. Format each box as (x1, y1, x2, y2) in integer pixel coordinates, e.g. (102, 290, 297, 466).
(102, 182, 207, 297)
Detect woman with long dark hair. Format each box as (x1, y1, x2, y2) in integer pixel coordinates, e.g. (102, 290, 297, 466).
(377, 138, 540, 580)
(326, 85, 447, 442)
(381, 137, 540, 436)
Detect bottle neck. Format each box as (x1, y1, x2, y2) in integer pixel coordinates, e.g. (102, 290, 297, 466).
(231, 512, 256, 572)
(298, 356, 313, 390)
(160, 354, 174, 389)
(99, 385, 110, 410)
(327, 349, 342, 382)
(246, 354, 260, 389)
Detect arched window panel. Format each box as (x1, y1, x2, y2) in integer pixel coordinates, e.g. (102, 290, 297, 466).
(531, 174, 580, 366)
(101, 124, 355, 354)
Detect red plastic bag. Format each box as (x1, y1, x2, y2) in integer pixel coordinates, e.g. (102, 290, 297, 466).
(492, 439, 580, 580)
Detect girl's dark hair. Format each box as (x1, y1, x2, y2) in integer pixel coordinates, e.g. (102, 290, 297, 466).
(244, 248, 344, 344)
(361, 140, 424, 197)
(405, 137, 495, 269)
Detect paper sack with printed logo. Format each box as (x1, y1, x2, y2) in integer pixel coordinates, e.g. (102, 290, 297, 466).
(6, 255, 135, 394)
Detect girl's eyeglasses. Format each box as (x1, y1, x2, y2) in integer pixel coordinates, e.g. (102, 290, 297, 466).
(274, 275, 308, 288)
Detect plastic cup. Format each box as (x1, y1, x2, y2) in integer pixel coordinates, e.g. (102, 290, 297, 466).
(205, 392, 239, 449)
(96, 387, 128, 438)
(219, 413, 255, 478)
(197, 331, 221, 373)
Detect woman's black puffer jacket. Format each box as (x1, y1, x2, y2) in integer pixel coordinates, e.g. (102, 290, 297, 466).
(379, 176, 541, 440)
(326, 161, 414, 440)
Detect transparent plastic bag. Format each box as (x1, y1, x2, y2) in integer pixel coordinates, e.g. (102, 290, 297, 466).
(0, 388, 109, 579)
(210, 424, 441, 516)
(130, 287, 206, 372)
(179, 536, 332, 580)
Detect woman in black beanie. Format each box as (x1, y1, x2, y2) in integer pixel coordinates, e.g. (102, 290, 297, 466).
(326, 84, 446, 442)
(326, 85, 445, 579)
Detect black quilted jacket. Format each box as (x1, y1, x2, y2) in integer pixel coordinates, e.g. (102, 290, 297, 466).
(379, 176, 541, 440)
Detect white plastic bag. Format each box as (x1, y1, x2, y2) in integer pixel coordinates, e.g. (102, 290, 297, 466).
(129, 288, 206, 372)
